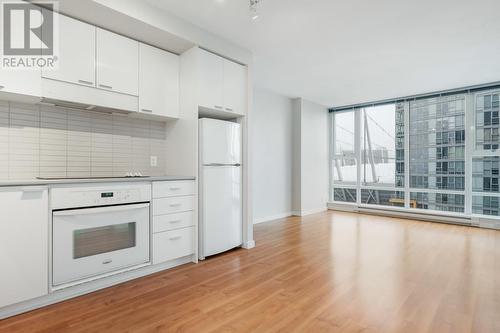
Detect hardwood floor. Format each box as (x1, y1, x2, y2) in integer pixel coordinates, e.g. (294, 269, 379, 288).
(1, 211, 499, 333)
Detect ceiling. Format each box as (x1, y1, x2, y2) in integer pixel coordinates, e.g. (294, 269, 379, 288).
(144, 0, 500, 107)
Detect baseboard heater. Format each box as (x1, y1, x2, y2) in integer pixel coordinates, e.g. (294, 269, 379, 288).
(329, 203, 473, 227)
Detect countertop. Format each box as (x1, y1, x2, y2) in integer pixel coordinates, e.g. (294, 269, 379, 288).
(0, 175, 196, 187)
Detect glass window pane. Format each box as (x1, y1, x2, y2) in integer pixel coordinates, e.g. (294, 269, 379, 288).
(360, 103, 404, 187)
(472, 195, 500, 216)
(476, 92, 500, 152)
(333, 111, 356, 184)
(410, 192, 465, 213)
(361, 189, 404, 207)
(409, 95, 465, 192)
(472, 157, 500, 193)
(333, 188, 357, 203)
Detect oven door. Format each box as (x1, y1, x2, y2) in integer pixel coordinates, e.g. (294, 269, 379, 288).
(52, 203, 150, 286)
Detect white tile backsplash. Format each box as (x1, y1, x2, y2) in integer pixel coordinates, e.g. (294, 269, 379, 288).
(0, 101, 167, 180)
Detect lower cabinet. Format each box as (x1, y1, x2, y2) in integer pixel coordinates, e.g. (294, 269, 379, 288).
(153, 227, 195, 264)
(0, 187, 48, 308)
(152, 181, 196, 265)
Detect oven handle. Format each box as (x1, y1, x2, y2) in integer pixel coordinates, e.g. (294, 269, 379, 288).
(53, 203, 150, 216)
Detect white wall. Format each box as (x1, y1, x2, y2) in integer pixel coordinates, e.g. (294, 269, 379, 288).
(252, 88, 293, 224)
(291, 98, 329, 216)
(299, 99, 329, 215)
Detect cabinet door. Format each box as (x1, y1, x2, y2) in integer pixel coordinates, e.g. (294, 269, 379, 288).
(198, 50, 224, 111)
(96, 28, 139, 96)
(0, 187, 48, 308)
(139, 43, 179, 118)
(42, 14, 95, 87)
(223, 60, 247, 115)
(0, 70, 41, 97)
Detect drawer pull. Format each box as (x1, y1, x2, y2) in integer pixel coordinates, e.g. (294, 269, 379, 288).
(169, 235, 182, 240)
(169, 220, 182, 224)
(225, 107, 233, 112)
(169, 187, 181, 190)
(78, 79, 94, 85)
(141, 108, 153, 113)
(0, 85, 5, 90)
(214, 105, 223, 109)
(169, 203, 182, 207)
(99, 84, 113, 89)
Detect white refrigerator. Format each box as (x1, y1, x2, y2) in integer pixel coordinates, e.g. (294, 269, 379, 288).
(199, 118, 242, 259)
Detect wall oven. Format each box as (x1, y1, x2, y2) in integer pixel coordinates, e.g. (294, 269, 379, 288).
(51, 183, 151, 287)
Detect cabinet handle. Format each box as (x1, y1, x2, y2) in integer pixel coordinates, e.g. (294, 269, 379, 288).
(78, 80, 94, 86)
(141, 109, 153, 113)
(225, 108, 233, 112)
(169, 187, 181, 190)
(214, 105, 223, 109)
(99, 84, 113, 90)
(102, 259, 113, 265)
(169, 203, 182, 207)
(169, 235, 182, 240)
(169, 220, 182, 224)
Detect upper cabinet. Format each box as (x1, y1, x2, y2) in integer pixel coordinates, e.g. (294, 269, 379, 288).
(42, 14, 95, 87)
(139, 43, 179, 118)
(223, 60, 247, 114)
(197, 49, 247, 116)
(198, 50, 225, 111)
(96, 28, 139, 96)
(0, 70, 41, 99)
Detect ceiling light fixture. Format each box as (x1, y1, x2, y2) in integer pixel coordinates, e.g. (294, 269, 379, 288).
(250, 0, 263, 20)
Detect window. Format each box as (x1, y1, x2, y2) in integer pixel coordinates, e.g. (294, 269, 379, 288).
(473, 196, 500, 216)
(330, 84, 500, 221)
(332, 111, 356, 184)
(410, 192, 465, 213)
(409, 95, 465, 191)
(476, 92, 500, 151)
(333, 188, 357, 203)
(361, 190, 404, 207)
(473, 157, 500, 192)
(360, 104, 399, 187)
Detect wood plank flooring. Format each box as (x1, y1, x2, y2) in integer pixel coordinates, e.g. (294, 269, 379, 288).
(1, 211, 499, 333)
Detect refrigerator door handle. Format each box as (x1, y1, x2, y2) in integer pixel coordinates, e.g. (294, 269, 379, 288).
(203, 163, 241, 167)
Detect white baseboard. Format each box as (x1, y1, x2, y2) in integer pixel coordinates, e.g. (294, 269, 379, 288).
(253, 212, 292, 224)
(292, 207, 327, 217)
(242, 240, 256, 249)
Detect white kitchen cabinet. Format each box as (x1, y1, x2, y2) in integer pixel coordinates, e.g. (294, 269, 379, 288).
(153, 227, 195, 264)
(198, 49, 224, 111)
(223, 60, 247, 114)
(42, 14, 95, 87)
(0, 187, 48, 308)
(197, 49, 247, 115)
(139, 43, 179, 118)
(96, 28, 139, 96)
(0, 70, 41, 99)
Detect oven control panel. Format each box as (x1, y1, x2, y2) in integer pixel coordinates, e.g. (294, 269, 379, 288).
(50, 183, 152, 210)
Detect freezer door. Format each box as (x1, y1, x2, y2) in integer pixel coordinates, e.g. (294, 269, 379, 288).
(200, 118, 241, 165)
(201, 166, 242, 257)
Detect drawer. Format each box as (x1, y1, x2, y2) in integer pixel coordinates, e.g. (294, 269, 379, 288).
(153, 211, 195, 233)
(153, 181, 196, 198)
(153, 227, 195, 264)
(153, 196, 196, 216)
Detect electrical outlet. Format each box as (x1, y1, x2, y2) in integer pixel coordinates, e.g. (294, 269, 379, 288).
(150, 156, 158, 167)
